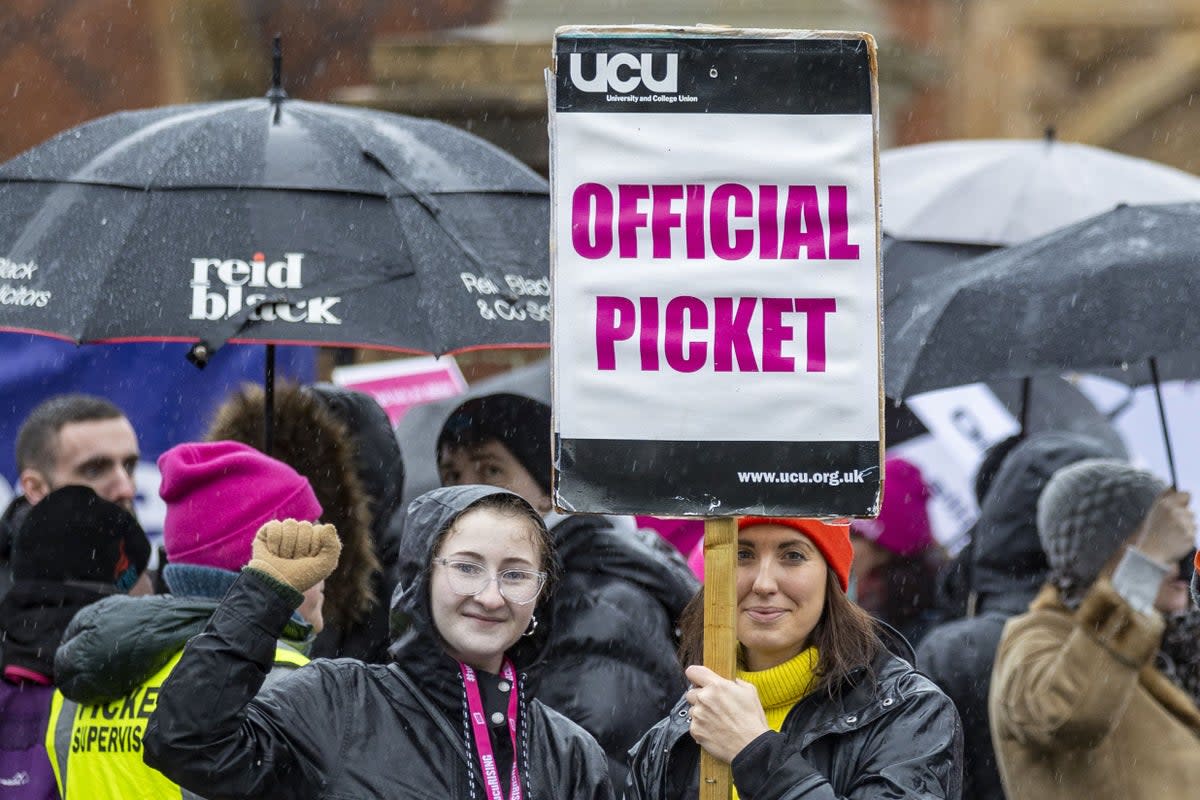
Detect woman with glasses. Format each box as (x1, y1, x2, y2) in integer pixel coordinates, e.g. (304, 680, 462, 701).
(142, 485, 614, 799)
(436, 393, 700, 789)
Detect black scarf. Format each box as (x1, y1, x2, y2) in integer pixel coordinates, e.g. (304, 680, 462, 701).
(0, 580, 109, 679)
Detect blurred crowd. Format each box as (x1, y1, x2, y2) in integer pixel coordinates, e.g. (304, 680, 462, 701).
(0, 386, 1196, 799)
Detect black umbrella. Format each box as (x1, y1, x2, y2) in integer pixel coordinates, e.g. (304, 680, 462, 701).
(0, 45, 549, 449)
(878, 132, 1200, 308)
(883, 375, 1126, 454)
(881, 235, 996, 305)
(0, 103, 548, 354)
(886, 202, 1200, 484)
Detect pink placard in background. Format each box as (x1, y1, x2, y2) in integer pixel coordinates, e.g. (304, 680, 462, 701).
(332, 356, 468, 424)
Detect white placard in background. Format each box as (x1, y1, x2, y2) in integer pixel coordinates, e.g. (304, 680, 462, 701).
(905, 383, 1020, 475)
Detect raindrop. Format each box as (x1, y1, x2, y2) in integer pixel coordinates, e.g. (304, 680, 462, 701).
(11, 82, 19, 99)
(1119, 362, 1129, 372)
(100, 218, 108, 226)
(709, 67, 718, 79)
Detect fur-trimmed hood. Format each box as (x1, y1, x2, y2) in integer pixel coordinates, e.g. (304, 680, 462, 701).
(206, 382, 380, 631)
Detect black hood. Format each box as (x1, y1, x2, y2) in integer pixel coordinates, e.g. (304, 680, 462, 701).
(305, 383, 406, 549)
(970, 431, 1120, 602)
(0, 495, 31, 603)
(388, 485, 550, 670)
(550, 514, 697, 621)
(0, 494, 31, 562)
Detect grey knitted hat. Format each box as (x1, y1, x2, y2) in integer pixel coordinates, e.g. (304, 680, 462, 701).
(1037, 458, 1166, 596)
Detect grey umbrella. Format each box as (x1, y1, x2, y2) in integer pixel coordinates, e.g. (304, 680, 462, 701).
(886, 201, 1200, 484)
(396, 356, 550, 505)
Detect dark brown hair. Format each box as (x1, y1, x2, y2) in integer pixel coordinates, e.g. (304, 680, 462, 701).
(16, 394, 126, 474)
(854, 546, 947, 634)
(677, 572, 883, 696)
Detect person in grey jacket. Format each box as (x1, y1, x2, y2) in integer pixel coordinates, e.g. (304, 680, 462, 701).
(143, 485, 613, 799)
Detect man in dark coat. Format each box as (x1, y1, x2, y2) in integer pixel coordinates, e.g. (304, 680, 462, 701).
(1, 394, 141, 602)
(915, 431, 1121, 800)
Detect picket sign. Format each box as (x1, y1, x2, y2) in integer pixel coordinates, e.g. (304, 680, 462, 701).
(548, 26, 881, 797)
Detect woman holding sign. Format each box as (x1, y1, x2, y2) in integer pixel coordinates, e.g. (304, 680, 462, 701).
(627, 517, 963, 799)
(143, 485, 614, 799)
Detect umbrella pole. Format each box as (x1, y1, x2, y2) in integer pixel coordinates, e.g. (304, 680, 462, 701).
(1148, 357, 1178, 489)
(1019, 376, 1032, 434)
(700, 517, 737, 799)
(264, 344, 276, 456)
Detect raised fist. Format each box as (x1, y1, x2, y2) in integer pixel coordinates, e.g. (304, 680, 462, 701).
(248, 519, 341, 593)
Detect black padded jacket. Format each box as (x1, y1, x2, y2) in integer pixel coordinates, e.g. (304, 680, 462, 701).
(627, 643, 962, 800)
(143, 485, 613, 800)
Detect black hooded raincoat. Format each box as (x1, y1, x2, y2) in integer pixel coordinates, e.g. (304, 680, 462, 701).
(143, 485, 613, 799)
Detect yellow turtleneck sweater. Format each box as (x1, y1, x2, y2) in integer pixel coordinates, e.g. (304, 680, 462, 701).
(731, 647, 820, 800)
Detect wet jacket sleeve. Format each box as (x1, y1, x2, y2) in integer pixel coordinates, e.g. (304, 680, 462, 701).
(560, 714, 619, 800)
(143, 570, 342, 799)
(625, 714, 680, 800)
(990, 579, 1164, 751)
(729, 689, 962, 800)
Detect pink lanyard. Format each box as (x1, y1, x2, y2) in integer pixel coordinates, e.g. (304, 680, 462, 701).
(460, 660, 523, 800)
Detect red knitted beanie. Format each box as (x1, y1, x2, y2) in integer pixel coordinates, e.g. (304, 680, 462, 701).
(738, 516, 854, 591)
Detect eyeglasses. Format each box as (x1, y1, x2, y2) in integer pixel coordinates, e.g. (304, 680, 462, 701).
(432, 558, 547, 605)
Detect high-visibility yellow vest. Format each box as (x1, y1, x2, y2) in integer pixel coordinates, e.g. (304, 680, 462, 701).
(46, 644, 308, 799)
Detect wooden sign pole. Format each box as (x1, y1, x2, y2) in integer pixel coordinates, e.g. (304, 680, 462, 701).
(700, 516, 738, 799)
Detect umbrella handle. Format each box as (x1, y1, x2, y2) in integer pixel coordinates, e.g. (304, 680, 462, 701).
(267, 34, 287, 123)
(1148, 357, 1178, 489)
(1019, 376, 1032, 434)
(264, 344, 276, 457)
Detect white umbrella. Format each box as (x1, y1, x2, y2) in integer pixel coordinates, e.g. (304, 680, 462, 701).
(881, 133, 1200, 246)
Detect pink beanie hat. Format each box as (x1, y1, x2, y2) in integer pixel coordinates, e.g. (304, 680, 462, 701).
(850, 456, 935, 558)
(158, 440, 322, 572)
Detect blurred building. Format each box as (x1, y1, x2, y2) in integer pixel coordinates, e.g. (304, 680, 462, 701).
(3, 0, 1194, 169)
(0, 1, 491, 160)
(0, 0, 943, 167)
(950, 0, 1199, 173)
(334, 0, 944, 173)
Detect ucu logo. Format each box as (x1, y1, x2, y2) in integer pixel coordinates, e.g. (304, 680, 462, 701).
(568, 52, 679, 94)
